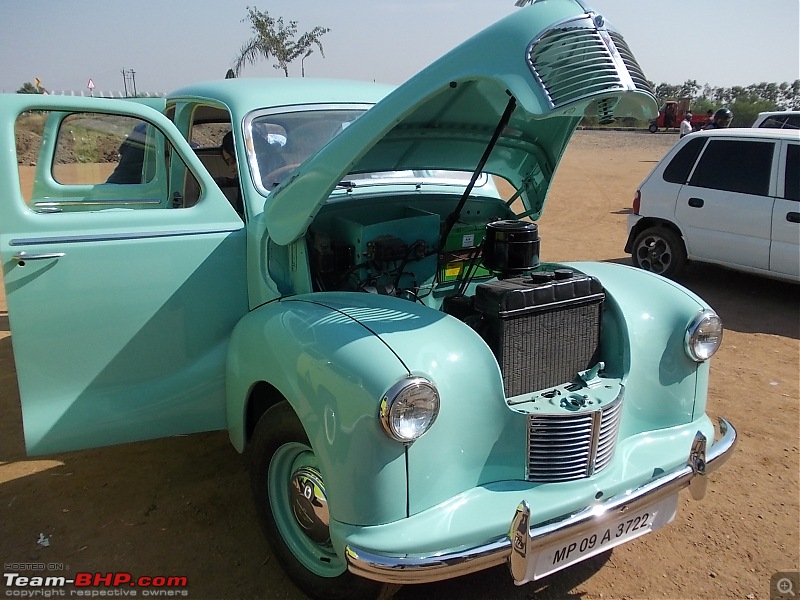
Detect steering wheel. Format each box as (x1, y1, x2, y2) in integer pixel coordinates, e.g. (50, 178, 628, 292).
(263, 164, 301, 188)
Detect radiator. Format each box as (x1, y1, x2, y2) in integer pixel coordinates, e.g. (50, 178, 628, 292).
(474, 270, 604, 397)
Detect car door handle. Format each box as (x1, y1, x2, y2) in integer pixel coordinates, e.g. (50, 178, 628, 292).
(787, 212, 800, 223)
(12, 251, 66, 265)
(688, 198, 704, 208)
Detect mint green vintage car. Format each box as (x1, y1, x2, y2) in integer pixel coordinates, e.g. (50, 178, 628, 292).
(1, 2, 735, 598)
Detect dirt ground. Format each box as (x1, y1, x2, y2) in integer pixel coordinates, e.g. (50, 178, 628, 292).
(1, 129, 798, 600)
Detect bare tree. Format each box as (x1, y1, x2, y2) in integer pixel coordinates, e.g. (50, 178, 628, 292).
(233, 7, 330, 77)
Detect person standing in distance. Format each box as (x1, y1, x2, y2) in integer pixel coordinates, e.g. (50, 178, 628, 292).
(704, 108, 733, 129)
(679, 113, 693, 138)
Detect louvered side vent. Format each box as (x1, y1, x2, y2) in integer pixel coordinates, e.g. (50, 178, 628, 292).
(607, 31, 655, 96)
(526, 396, 623, 482)
(527, 26, 624, 109)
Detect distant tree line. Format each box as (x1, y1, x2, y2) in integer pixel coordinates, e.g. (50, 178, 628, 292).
(581, 78, 798, 128)
(16, 69, 799, 130)
(650, 79, 800, 127)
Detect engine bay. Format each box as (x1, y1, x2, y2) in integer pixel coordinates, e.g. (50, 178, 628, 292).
(306, 195, 609, 398)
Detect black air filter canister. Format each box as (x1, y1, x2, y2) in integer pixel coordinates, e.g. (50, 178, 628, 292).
(475, 271, 604, 396)
(483, 220, 540, 277)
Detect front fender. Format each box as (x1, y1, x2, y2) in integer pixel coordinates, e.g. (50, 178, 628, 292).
(226, 294, 412, 525)
(569, 261, 712, 432)
(309, 294, 516, 516)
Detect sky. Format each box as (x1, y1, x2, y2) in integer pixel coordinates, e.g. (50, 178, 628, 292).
(1, 0, 798, 95)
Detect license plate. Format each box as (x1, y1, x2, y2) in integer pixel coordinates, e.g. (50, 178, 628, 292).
(530, 493, 679, 580)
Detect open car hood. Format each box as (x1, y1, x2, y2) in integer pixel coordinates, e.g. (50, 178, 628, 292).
(267, 0, 657, 245)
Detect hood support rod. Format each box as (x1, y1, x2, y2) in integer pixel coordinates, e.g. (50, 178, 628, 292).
(439, 94, 517, 252)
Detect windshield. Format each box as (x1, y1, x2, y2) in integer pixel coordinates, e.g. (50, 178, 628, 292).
(246, 106, 368, 194)
(246, 107, 492, 196)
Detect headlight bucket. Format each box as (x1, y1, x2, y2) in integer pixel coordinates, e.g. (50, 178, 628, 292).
(685, 310, 723, 361)
(380, 377, 440, 443)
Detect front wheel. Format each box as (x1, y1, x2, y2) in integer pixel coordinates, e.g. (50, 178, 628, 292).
(249, 401, 399, 600)
(631, 227, 687, 277)
(648, 122, 659, 133)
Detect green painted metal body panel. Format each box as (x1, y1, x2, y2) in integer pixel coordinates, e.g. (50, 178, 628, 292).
(330, 415, 716, 557)
(225, 294, 412, 525)
(0, 94, 247, 454)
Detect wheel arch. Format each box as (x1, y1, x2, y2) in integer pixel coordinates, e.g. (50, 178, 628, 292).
(245, 380, 287, 445)
(224, 295, 411, 526)
(625, 217, 685, 253)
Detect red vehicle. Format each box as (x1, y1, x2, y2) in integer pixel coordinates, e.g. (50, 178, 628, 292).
(648, 99, 706, 132)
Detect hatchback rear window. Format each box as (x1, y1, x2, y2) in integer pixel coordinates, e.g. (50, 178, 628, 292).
(689, 139, 774, 196)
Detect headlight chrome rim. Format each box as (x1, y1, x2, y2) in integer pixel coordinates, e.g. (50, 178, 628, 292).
(380, 377, 440, 443)
(685, 310, 723, 362)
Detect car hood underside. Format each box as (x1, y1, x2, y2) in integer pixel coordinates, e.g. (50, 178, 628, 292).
(266, 1, 657, 245)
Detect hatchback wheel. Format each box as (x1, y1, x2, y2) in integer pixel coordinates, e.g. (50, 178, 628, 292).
(632, 227, 686, 277)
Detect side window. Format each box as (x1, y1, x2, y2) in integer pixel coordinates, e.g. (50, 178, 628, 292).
(689, 139, 774, 196)
(663, 136, 706, 184)
(52, 114, 155, 186)
(785, 115, 800, 130)
(16, 110, 199, 212)
(758, 115, 786, 129)
(757, 114, 800, 130)
(190, 122, 231, 149)
(785, 144, 799, 202)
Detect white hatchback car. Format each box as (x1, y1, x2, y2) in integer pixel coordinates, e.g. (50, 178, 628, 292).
(626, 128, 799, 282)
(751, 110, 800, 129)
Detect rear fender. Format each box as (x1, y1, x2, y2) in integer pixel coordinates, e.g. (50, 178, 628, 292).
(624, 217, 684, 253)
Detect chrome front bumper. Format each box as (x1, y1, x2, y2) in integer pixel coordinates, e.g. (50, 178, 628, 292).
(345, 417, 736, 585)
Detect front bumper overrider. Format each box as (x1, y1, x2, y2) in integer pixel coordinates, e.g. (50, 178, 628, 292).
(345, 418, 736, 585)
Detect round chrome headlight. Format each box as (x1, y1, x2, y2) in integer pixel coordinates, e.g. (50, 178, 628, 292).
(685, 310, 723, 361)
(380, 377, 440, 443)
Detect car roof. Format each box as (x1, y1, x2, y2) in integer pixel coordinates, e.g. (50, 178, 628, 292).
(754, 110, 800, 117)
(167, 78, 396, 117)
(690, 128, 800, 141)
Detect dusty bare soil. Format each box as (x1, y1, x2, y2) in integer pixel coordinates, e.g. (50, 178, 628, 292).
(1, 129, 798, 600)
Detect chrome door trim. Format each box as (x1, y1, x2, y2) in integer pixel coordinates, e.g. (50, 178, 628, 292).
(9, 227, 241, 246)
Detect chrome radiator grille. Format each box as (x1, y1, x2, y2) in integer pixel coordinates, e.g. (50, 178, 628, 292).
(526, 16, 653, 109)
(527, 396, 623, 482)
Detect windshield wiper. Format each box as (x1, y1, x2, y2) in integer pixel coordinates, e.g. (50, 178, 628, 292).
(337, 180, 357, 190)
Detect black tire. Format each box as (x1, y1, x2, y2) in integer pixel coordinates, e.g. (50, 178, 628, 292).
(631, 227, 687, 278)
(249, 401, 400, 600)
(648, 122, 658, 133)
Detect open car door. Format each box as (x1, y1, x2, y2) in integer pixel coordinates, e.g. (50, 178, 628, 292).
(0, 95, 247, 454)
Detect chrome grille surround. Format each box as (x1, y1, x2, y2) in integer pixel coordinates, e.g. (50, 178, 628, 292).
(607, 31, 654, 95)
(526, 392, 623, 482)
(526, 14, 654, 110)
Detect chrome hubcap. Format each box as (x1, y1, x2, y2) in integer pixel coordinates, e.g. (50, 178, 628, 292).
(290, 466, 330, 544)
